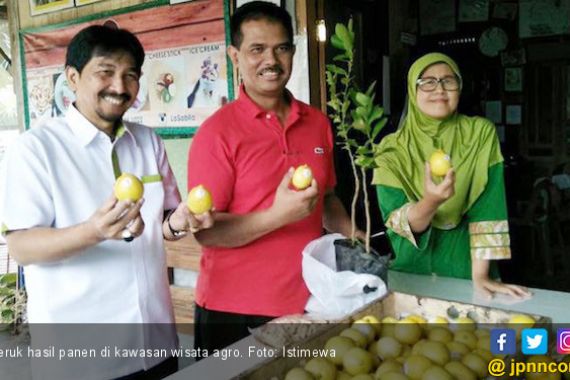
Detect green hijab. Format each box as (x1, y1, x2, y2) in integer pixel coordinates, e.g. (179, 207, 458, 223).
(372, 53, 503, 229)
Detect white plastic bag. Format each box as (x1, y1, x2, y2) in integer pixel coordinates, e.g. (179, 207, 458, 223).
(302, 233, 387, 319)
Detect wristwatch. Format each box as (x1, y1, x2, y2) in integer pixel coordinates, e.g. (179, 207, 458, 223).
(167, 212, 187, 237)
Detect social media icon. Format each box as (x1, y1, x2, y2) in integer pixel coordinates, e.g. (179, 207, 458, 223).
(491, 329, 516, 355)
(522, 328, 548, 355)
(557, 328, 570, 354)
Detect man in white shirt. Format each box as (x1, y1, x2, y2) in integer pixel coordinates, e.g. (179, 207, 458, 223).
(0, 25, 212, 380)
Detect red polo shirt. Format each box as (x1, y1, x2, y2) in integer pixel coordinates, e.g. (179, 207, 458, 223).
(187, 86, 336, 316)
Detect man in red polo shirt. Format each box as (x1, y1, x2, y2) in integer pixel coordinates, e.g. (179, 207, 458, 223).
(187, 1, 358, 352)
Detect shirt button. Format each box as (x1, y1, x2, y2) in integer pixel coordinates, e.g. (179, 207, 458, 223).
(266, 114, 271, 120)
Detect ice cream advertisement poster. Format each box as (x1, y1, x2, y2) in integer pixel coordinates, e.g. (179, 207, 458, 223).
(20, 0, 230, 136)
(123, 41, 228, 128)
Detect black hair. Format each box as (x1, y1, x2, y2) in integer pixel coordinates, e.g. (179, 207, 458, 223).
(230, 1, 293, 48)
(65, 25, 145, 75)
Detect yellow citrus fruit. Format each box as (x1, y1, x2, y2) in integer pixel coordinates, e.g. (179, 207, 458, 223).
(394, 321, 423, 345)
(429, 150, 451, 177)
(451, 316, 476, 332)
(114, 173, 144, 202)
(461, 353, 488, 378)
(428, 327, 453, 344)
(429, 316, 449, 325)
(508, 314, 535, 325)
(187, 185, 213, 214)
(444, 361, 477, 380)
(404, 355, 432, 380)
(284, 367, 314, 380)
(291, 164, 313, 190)
(374, 359, 403, 378)
(508, 314, 535, 337)
(323, 336, 355, 366)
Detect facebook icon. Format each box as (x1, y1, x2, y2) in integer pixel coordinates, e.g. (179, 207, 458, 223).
(491, 329, 516, 354)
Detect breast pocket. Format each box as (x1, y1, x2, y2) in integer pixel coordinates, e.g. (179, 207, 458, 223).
(140, 175, 164, 223)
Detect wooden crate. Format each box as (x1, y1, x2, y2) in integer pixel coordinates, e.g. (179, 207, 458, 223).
(238, 291, 549, 380)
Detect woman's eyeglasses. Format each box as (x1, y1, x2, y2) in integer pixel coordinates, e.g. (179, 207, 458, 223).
(416, 76, 461, 92)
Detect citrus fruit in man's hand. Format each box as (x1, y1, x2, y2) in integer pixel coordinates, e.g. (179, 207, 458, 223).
(114, 173, 144, 202)
(187, 185, 213, 214)
(429, 150, 452, 177)
(292, 164, 313, 190)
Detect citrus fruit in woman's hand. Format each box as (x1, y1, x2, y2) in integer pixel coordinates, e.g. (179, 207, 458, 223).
(114, 173, 144, 202)
(429, 150, 451, 177)
(292, 164, 313, 190)
(187, 185, 213, 214)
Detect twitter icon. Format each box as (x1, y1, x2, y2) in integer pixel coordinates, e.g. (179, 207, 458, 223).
(522, 328, 548, 355)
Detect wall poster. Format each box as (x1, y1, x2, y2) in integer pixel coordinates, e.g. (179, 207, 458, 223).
(419, 0, 456, 35)
(28, 0, 74, 16)
(505, 67, 523, 92)
(519, 0, 570, 39)
(20, 0, 232, 137)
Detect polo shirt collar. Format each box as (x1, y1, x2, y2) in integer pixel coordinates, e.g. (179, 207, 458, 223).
(236, 84, 305, 122)
(66, 104, 138, 147)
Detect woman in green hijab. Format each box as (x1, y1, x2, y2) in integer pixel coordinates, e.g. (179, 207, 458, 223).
(373, 53, 530, 299)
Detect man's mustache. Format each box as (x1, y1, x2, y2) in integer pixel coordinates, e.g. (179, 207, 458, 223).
(259, 66, 283, 75)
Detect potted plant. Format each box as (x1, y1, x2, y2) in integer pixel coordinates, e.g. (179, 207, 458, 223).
(0, 272, 26, 334)
(326, 19, 389, 281)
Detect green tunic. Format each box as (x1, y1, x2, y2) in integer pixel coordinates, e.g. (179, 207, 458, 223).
(376, 163, 508, 279)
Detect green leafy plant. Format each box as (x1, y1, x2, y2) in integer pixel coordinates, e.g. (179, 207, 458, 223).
(0, 272, 26, 333)
(326, 19, 388, 254)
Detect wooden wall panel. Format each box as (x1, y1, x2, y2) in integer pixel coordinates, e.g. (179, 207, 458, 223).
(18, 0, 155, 30)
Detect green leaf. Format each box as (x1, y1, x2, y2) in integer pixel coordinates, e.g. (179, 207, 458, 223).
(1, 309, 13, 319)
(355, 156, 375, 168)
(341, 101, 350, 115)
(333, 54, 348, 61)
(353, 118, 367, 131)
(365, 81, 377, 96)
(369, 106, 385, 123)
(327, 101, 339, 112)
(355, 106, 369, 120)
(356, 146, 372, 155)
(335, 23, 353, 51)
(330, 34, 344, 50)
(372, 118, 388, 140)
(0, 273, 16, 287)
(355, 92, 370, 107)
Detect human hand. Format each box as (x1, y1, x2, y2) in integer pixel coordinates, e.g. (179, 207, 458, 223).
(423, 162, 455, 206)
(473, 276, 533, 300)
(271, 167, 319, 225)
(87, 194, 145, 242)
(168, 202, 215, 234)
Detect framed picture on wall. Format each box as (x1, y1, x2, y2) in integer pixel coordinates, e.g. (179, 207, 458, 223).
(74, 0, 106, 6)
(28, 0, 73, 16)
(459, 0, 489, 22)
(505, 67, 523, 92)
(420, 0, 456, 35)
(20, 0, 234, 137)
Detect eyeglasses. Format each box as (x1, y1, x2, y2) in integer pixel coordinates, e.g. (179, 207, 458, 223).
(416, 76, 461, 92)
